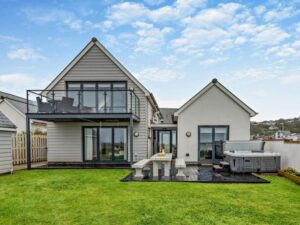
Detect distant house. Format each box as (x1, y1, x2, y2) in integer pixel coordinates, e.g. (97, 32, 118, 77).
(286, 133, 300, 141)
(0, 91, 47, 132)
(274, 130, 291, 139)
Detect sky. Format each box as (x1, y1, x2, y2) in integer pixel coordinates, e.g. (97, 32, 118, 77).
(0, 0, 300, 121)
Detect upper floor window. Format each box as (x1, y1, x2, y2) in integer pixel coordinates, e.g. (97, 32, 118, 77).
(67, 82, 127, 113)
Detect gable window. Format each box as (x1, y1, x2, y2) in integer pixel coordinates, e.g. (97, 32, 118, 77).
(67, 82, 127, 113)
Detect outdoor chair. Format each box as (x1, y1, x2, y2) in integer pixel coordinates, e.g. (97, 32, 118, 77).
(57, 97, 78, 113)
(36, 97, 52, 113)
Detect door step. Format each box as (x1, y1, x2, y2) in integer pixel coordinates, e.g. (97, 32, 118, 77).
(220, 161, 230, 167)
(201, 163, 213, 167)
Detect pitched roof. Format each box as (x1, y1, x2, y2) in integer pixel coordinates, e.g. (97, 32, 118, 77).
(42, 37, 159, 111)
(159, 108, 177, 124)
(0, 91, 27, 114)
(174, 78, 257, 117)
(0, 111, 16, 129)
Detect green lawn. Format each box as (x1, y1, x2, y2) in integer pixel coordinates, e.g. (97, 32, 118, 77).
(0, 170, 299, 225)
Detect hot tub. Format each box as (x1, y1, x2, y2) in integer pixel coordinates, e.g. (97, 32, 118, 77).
(224, 151, 280, 173)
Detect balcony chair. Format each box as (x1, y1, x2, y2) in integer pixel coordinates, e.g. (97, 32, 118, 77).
(36, 97, 52, 113)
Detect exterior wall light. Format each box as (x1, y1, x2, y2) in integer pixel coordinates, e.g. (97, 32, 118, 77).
(186, 131, 191, 137)
(134, 131, 139, 137)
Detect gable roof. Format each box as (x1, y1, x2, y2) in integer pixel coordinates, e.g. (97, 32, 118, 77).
(0, 91, 27, 114)
(0, 111, 16, 129)
(174, 78, 257, 117)
(42, 37, 159, 111)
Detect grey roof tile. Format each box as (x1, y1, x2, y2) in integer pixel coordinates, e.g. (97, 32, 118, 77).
(159, 108, 177, 124)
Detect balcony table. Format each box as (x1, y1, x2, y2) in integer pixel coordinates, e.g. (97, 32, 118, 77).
(150, 153, 173, 177)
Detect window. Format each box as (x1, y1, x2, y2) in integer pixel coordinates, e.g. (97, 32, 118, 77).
(199, 126, 229, 161)
(83, 127, 128, 161)
(67, 82, 127, 112)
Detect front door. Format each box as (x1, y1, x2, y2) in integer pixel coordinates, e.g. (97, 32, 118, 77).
(84, 127, 128, 162)
(198, 126, 229, 163)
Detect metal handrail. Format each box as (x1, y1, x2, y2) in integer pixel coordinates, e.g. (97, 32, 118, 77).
(26, 89, 140, 117)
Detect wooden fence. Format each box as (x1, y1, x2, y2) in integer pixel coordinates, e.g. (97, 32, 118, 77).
(12, 134, 47, 165)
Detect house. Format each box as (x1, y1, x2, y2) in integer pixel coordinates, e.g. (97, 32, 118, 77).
(274, 130, 291, 139)
(0, 111, 16, 174)
(0, 91, 47, 132)
(25, 37, 257, 168)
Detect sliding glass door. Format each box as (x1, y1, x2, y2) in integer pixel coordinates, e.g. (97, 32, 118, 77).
(198, 126, 229, 163)
(83, 127, 127, 161)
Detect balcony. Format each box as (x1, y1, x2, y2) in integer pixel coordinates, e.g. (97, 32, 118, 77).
(26, 89, 140, 122)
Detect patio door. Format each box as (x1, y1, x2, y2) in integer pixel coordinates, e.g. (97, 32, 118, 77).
(84, 127, 128, 162)
(198, 126, 229, 163)
(155, 130, 177, 156)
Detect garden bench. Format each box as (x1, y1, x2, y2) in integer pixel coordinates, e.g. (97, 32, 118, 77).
(132, 159, 151, 178)
(175, 158, 186, 177)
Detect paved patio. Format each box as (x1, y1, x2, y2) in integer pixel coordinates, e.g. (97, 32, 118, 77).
(122, 165, 269, 183)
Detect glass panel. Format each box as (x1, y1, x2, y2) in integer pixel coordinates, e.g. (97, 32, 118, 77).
(67, 83, 80, 107)
(159, 131, 171, 153)
(112, 90, 126, 112)
(199, 143, 213, 160)
(84, 128, 97, 160)
(214, 127, 228, 141)
(82, 83, 96, 112)
(98, 84, 111, 112)
(199, 128, 213, 143)
(113, 83, 126, 89)
(99, 128, 112, 160)
(114, 128, 127, 161)
(172, 130, 177, 155)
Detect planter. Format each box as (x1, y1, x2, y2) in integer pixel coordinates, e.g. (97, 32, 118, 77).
(278, 171, 300, 185)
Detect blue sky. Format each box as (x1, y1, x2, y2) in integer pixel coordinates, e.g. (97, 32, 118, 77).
(0, 0, 300, 121)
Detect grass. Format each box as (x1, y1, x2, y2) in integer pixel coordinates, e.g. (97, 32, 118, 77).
(0, 170, 299, 225)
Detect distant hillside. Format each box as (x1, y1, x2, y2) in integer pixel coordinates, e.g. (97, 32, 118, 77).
(251, 117, 300, 136)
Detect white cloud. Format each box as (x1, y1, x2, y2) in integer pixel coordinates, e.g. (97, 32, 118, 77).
(254, 5, 266, 15)
(0, 73, 49, 97)
(7, 48, 45, 61)
(264, 6, 297, 21)
(279, 74, 300, 84)
(265, 44, 300, 58)
(107, 0, 206, 24)
(133, 22, 172, 53)
(0, 34, 20, 43)
(144, 0, 165, 6)
(231, 67, 279, 80)
(199, 57, 227, 65)
(134, 67, 183, 82)
(293, 40, 300, 47)
(234, 36, 247, 44)
(107, 2, 148, 25)
(182, 2, 243, 27)
(251, 25, 290, 45)
(24, 8, 105, 32)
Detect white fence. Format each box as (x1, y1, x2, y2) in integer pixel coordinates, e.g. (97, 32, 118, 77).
(265, 140, 300, 171)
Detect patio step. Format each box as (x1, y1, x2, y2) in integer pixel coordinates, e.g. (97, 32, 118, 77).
(213, 165, 223, 171)
(220, 161, 230, 167)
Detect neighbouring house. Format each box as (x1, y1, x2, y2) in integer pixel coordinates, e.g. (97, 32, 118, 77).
(25, 37, 257, 168)
(285, 133, 300, 141)
(274, 130, 291, 139)
(0, 111, 16, 174)
(0, 91, 47, 132)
